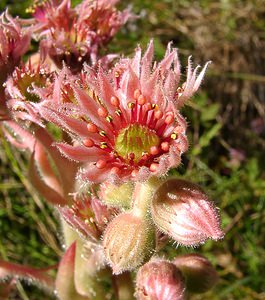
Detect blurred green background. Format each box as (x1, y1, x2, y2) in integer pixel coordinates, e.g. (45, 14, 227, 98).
(0, 0, 265, 299)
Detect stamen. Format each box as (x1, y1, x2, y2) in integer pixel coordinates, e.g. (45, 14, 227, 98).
(152, 104, 158, 110)
(106, 116, 113, 123)
(165, 114, 174, 125)
(141, 152, 149, 160)
(150, 163, 159, 172)
(110, 96, 120, 107)
(150, 146, 159, 155)
(83, 138, 94, 147)
(154, 110, 163, 119)
(98, 107, 108, 118)
(96, 160, 107, 169)
(110, 167, 121, 175)
(87, 123, 98, 133)
(128, 102, 135, 109)
(100, 142, 108, 149)
(134, 89, 141, 100)
(115, 109, 122, 116)
(138, 94, 146, 105)
(99, 130, 106, 137)
(161, 141, 170, 152)
(170, 132, 178, 140)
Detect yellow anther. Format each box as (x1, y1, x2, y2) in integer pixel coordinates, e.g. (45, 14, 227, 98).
(115, 109, 122, 116)
(99, 131, 106, 137)
(128, 102, 135, 109)
(170, 133, 178, 140)
(100, 142, 108, 149)
(177, 87, 183, 93)
(152, 104, 158, 110)
(114, 71, 120, 78)
(106, 115, 113, 122)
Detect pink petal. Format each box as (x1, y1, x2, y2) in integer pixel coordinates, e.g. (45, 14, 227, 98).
(56, 143, 108, 162)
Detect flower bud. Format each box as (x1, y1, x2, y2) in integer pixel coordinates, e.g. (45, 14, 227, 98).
(136, 258, 185, 300)
(174, 254, 218, 293)
(98, 182, 134, 209)
(103, 212, 155, 274)
(151, 179, 224, 246)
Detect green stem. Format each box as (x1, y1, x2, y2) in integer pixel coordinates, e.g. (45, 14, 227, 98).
(131, 177, 163, 218)
(113, 272, 135, 300)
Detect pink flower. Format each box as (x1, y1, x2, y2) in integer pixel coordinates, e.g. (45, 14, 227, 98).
(5, 61, 53, 126)
(59, 192, 117, 241)
(0, 11, 31, 70)
(31, 0, 130, 71)
(0, 11, 31, 118)
(40, 41, 209, 183)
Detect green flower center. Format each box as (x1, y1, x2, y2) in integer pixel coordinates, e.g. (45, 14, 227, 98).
(114, 124, 160, 163)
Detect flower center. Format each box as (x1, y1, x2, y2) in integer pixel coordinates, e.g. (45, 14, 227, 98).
(114, 124, 160, 163)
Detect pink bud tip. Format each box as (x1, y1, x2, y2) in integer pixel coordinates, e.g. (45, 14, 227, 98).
(136, 258, 185, 300)
(151, 179, 224, 246)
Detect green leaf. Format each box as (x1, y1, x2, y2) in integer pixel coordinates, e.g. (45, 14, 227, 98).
(192, 123, 222, 156)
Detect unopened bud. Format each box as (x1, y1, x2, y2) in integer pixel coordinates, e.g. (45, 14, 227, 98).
(151, 179, 224, 246)
(174, 254, 218, 293)
(103, 212, 155, 274)
(99, 182, 134, 209)
(136, 258, 185, 300)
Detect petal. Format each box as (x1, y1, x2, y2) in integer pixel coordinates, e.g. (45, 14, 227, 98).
(56, 143, 108, 162)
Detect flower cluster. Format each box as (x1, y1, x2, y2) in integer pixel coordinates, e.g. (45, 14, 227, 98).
(31, 0, 130, 71)
(0, 11, 31, 118)
(0, 1, 225, 299)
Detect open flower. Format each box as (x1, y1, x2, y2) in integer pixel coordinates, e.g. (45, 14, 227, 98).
(40, 41, 209, 183)
(60, 192, 117, 241)
(31, 0, 130, 71)
(0, 11, 31, 118)
(0, 11, 31, 74)
(5, 61, 53, 126)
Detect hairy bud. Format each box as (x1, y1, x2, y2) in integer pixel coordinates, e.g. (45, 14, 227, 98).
(136, 258, 185, 300)
(174, 254, 218, 293)
(103, 212, 155, 274)
(151, 179, 224, 246)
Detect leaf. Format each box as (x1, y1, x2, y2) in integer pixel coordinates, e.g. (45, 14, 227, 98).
(74, 240, 107, 299)
(34, 128, 78, 197)
(55, 242, 90, 300)
(29, 152, 68, 206)
(192, 123, 222, 156)
(201, 103, 220, 122)
(0, 260, 55, 292)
